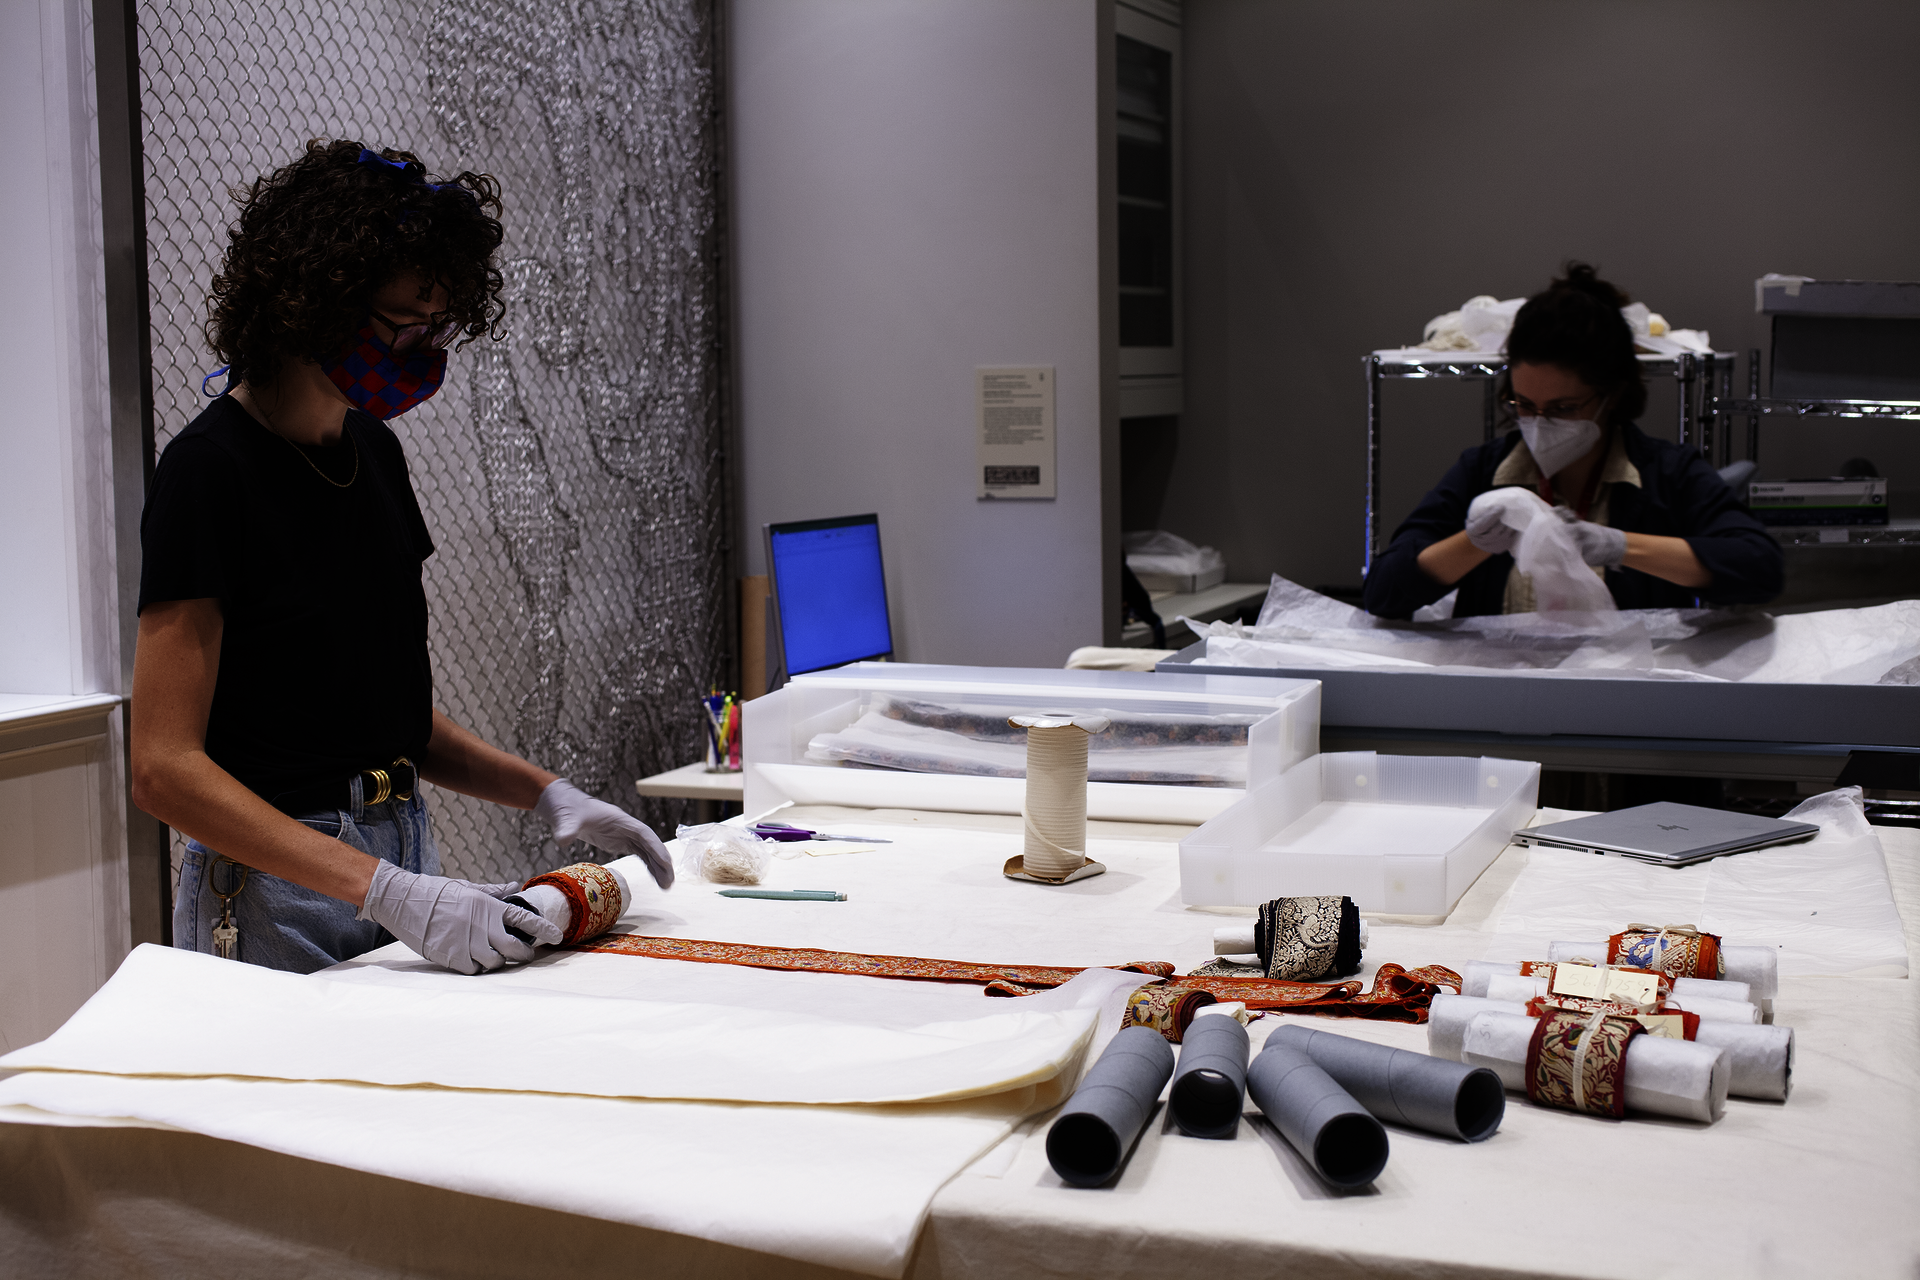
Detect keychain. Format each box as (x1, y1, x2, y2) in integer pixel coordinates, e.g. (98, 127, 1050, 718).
(209, 857, 250, 961)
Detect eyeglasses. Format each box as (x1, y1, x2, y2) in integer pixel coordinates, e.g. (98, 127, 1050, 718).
(1499, 390, 1604, 420)
(370, 309, 462, 356)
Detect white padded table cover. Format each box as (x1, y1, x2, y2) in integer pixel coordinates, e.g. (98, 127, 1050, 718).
(3, 802, 1916, 1280)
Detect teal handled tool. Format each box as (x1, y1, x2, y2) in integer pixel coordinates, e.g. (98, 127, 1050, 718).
(716, 888, 848, 901)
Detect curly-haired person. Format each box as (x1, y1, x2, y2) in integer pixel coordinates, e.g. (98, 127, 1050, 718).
(131, 140, 674, 975)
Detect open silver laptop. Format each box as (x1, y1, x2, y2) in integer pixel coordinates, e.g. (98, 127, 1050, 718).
(1513, 801, 1820, 867)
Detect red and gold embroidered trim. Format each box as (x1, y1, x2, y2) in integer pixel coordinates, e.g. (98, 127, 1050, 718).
(573, 933, 1175, 987)
(523, 862, 625, 945)
(1608, 925, 1724, 981)
(1525, 995, 1699, 1040)
(1525, 1008, 1644, 1117)
(1124, 984, 1217, 1042)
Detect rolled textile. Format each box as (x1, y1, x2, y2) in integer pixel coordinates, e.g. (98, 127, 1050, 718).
(1663, 994, 1760, 1025)
(1266, 1024, 1504, 1143)
(1245, 1044, 1389, 1187)
(1674, 975, 1752, 1004)
(1427, 994, 1527, 1062)
(1463, 1011, 1729, 1123)
(1213, 918, 1370, 958)
(506, 862, 630, 945)
(1045, 1025, 1175, 1187)
(1462, 959, 1519, 998)
(1694, 1022, 1794, 1102)
(1549, 940, 1777, 1000)
(1123, 983, 1217, 1043)
(1485, 973, 1756, 1025)
(1168, 1013, 1250, 1138)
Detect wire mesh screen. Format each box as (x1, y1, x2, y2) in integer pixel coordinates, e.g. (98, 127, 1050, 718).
(138, 0, 729, 889)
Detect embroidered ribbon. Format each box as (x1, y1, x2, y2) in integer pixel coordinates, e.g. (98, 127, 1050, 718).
(1255, 895, 1361, 982)
(1525, 1007, 1644, 1117)
(572, 935, 1460, 1023)
(1609, 924, 1725, 981)
(521, 863, 624, 945)
(1525, 995, 1700, 1040)
(1123, 983, 1217, 1043)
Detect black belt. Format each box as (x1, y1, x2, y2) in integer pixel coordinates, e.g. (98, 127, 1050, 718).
(271, 757, 417, 816)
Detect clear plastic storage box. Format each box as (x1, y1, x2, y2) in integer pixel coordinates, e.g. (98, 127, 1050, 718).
(1180, 751, 1540, 916)
(743, 663, 1321, 825)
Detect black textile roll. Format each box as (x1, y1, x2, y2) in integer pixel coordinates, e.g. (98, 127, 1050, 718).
(1266, 1024, 1505, 1143)
(1246, 1044, 1389, 1188)
(1168, 1014, 1250, 1138)
(1253, 896, 1363, 982)
(1046, 1026, 1176, 1187)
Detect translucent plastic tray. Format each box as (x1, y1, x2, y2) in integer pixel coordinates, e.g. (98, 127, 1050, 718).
(743, 663, 1321, 824)
(1179, 751, 1540, 916)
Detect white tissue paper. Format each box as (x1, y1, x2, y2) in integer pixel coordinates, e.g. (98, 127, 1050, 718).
(1191, 575, 1920, 687)
(1123, 530, 1227, 592)
(1467, 488, 1617, 614)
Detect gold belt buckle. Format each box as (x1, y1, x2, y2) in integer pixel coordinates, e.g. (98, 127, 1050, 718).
(365, 756, 414, 806)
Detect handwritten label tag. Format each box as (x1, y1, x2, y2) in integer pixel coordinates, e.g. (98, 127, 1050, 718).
(1550, 964, 1660, 1008)
(1632, 1013, 1687, 1039)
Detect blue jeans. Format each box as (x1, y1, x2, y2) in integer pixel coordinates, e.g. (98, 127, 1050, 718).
(174, 775, 441, 974)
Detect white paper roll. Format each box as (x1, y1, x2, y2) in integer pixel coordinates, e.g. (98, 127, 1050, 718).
(1547, 940, 1779, 1000)
(1462, 959, 1520, 998)
(1483, 973, 1549, 1004)
(1213, 924, 1257, 955)
(1673, 975, 1752, 1004)
(1426, 994, 1528, 1063)
(1664, 994, 1760, 1025)
(1693, 1022, 1794, 1101)
(1462, 1011, 1729, 1123)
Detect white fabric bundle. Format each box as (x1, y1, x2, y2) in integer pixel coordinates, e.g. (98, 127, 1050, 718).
(1547, 940, 1780, 999)
(1480, 973, 1758, 1024)
(1462, 1011, 1729, 1123)
(1464, 487, 1616, 614)
(1429, 994, 1790, 1102)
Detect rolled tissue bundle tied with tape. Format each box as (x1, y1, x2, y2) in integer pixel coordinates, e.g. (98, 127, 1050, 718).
(1481, 973, 1758, 1024)
(1265, 1024, 1504, 1143)
(1464, 959, 1751, 1005)
(1045, 1025, 1174, 1187)
(506, 862, 630, 945)
(1547, 939, 1778, 999)
(1427, 994, 1792, 1102)
(1462, 1011, 1729, 1123)
(1168, 1009, 1250, 1138)
(1246, 1043, 1389, 1188)
(1012, 713, 1111, 880)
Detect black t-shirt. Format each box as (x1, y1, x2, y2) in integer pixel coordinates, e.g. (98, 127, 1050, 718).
(138, 396, 435, 804)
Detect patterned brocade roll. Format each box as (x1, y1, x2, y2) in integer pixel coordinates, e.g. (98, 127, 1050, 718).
(1124, 984, 1218, 1043)
(516, 862, 627, 945)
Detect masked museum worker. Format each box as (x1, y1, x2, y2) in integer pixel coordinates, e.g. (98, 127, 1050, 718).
(132, 140, 674, 976)
(1362, 263, 1784, 619)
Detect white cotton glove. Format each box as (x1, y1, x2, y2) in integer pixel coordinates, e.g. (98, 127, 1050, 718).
(535, 778, 675, 890)
(1464, 493, 1522, 555)
(1552, 507, 1629, 568)
(358, 861, 562, 975)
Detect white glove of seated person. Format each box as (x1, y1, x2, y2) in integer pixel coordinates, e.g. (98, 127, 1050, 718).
(1463, 495, 1522, 555)
(358, 862, 562, 974)
(535, 778, 675, 889)
(1552, 507, 1628, 568)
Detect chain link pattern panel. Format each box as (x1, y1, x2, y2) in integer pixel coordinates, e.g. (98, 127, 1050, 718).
(138, 0, 728, 891)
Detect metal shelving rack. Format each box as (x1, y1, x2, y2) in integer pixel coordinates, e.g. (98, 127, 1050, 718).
(1362, 350, 1735, 575)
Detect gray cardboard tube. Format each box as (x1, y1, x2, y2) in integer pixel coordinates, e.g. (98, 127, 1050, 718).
(1265, 1024, 1505, 1143)
(1045, 1025, 1175, 1187)
(1245, 1044, 1389, 1187)
(1169, 1015, 1250, 1138)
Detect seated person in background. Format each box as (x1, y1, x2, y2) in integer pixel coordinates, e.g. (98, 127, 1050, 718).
(1363, 263, 1784, 619)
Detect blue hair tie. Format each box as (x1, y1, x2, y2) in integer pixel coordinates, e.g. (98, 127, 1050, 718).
(201, 364, 234, 398)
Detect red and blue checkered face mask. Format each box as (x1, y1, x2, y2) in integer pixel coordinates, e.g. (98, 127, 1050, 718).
(318, 322, 448, 420)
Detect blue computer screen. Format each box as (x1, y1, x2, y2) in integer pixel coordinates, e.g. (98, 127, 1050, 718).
(768, 515, 893, 675)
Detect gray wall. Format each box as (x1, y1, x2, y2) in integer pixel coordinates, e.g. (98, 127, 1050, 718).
(1168, 0, 1920, 593)
(729, 0, 1112, 668)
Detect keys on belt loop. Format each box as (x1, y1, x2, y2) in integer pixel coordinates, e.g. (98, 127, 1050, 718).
(209, 856, 250, 961)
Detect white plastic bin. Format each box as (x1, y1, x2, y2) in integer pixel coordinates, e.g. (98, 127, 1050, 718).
(743, 663, 1320, 825)
(1179, 751, 1539, 916)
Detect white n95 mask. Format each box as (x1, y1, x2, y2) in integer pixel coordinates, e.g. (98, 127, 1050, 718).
(1517, 415, 1602, 478)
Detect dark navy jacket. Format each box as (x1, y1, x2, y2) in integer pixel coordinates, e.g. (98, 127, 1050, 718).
(1362, 424, 1785, 619)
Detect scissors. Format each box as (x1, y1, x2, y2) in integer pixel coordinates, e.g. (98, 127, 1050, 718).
(751, 821, 893, 844)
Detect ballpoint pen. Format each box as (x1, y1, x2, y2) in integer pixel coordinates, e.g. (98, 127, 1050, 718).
(716, 888, 847, 901)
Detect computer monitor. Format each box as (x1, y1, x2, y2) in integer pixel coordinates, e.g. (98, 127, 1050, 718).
(764, 513, 894, 683)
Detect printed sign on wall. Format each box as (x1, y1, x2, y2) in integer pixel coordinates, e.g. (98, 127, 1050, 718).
(976, 366, 1055, 499)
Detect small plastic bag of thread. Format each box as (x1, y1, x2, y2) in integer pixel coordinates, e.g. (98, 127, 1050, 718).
(676, 822, 778, 884)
